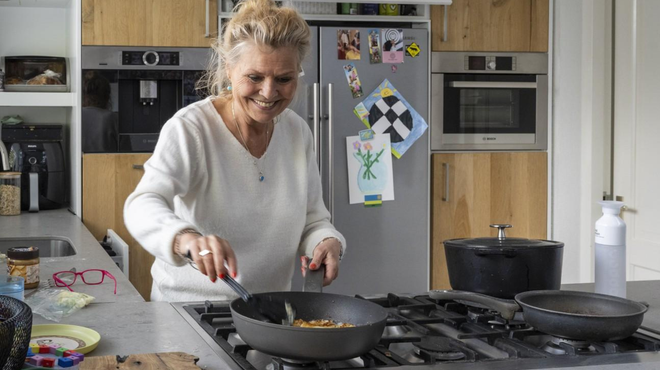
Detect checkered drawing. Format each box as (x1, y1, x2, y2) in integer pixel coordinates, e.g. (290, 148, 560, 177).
(369, 95, 413, 143)
(354, 79, 428, 158)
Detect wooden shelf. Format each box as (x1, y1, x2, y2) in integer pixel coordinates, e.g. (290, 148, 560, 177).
(0, 92, 75, 107)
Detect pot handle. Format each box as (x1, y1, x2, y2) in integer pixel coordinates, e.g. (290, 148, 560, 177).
(490, 224, 512, 240)
(474, 248, 518, 257)
(428, 290, 521, 320)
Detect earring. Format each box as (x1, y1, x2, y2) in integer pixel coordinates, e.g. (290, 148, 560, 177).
(227, 85, 232, 91)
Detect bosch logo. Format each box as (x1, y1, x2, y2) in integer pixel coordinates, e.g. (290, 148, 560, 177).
(482, 137, 497, 141)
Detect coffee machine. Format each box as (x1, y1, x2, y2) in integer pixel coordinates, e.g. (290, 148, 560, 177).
(2, 125, 66, 212)
(82, 46, 209, 152)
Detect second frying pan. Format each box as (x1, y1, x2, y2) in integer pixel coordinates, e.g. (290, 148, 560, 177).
(429, 290, 648, 342)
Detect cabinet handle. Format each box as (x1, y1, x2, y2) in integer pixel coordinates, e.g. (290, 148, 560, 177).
(133, 164, 144, 170)
(443, 5, 448, 42)
(205, 0, 210, 38)
(442, 162, 449, 202)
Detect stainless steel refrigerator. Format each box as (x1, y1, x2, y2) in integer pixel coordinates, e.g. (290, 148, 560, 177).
(290, 26, 429, 295)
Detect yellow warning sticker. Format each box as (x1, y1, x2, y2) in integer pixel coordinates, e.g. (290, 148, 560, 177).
(406, 42, 421, 58)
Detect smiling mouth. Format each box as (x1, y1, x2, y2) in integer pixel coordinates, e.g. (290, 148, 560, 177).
(253, 99, 276, 108)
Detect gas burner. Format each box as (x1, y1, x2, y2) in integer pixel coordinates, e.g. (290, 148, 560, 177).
(412, 337, 466, 361)
(269, 358, 329, 370)
(541, 337, 597, 356)
(551, 337, 593, 349)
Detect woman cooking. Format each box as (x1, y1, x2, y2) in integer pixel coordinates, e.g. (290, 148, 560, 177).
(124, 0, 345, 302)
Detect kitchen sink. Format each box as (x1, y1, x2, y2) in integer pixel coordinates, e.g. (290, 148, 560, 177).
(0, 237, 76, 257)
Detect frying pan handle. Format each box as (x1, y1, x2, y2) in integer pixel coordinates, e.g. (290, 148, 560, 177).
(428, 290, 521, 320)
(303, 265, 325, 293)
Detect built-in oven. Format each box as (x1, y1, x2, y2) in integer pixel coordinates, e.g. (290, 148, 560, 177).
(81, 46, 210, 153)
(431, 52, 548, 151)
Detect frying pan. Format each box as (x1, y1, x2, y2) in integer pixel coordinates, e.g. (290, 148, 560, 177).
(429, 290, 649, 342)
(229, 269, 389, 361)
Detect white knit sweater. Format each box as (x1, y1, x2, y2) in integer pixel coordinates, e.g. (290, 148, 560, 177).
(123, 97, 346, 302)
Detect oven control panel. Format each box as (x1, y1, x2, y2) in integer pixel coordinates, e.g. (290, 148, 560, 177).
(465, 56, 517, 71)
(122, 51, 180, 66)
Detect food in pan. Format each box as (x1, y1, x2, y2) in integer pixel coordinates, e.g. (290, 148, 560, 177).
(293, 319, 355, 328)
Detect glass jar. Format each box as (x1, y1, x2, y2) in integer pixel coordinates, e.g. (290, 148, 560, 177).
(7, 246, 40, 289)
(0, 172, 21, 216)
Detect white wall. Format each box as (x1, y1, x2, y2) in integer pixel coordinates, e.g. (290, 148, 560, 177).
(551, 0, 612, 283)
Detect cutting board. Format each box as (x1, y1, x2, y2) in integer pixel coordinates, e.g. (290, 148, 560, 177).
(79, 352, 200, 369)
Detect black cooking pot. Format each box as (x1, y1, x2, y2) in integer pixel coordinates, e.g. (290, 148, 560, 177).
(444, 224, 564, 299)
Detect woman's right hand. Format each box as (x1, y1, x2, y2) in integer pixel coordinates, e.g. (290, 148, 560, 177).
(179, 234, 238, 283)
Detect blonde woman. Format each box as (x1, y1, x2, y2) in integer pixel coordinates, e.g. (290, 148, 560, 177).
(124, 0, 345, 302)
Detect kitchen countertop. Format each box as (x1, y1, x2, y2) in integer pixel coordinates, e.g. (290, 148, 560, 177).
(0, 209, 142, 303)
(4, 209, 660, 369)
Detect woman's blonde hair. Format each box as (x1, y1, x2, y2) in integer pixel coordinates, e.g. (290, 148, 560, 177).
(198, 0, 310, 98)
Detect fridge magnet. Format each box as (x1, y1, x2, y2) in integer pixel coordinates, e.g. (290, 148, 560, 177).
(405, 43, 421, 58)
(391, 65, 398, 73)
(337, 30, 361, 60)
(343, 63, 364, 99)
(346, 134, 394, 205)
(354, 102, 370, 122)
(367, 29, 382, 64)
(364, 194, 382, 207)
(359, 129, 375, 141)
(353, 79, 428, 158)
(382, 29, 404, 64)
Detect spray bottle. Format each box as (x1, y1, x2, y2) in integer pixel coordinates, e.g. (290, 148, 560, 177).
(594, 201, 627, 298)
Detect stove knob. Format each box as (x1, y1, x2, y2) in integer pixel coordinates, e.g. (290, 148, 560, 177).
(487, 61, 497, 70)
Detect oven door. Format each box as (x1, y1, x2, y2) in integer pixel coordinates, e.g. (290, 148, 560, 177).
(431, 73, 548, 151)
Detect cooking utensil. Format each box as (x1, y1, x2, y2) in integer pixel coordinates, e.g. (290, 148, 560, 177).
(229, 268, 389, 361)
(221, 274, 294, 325)
(429, 290, 649, 342)
(444, 224, 564, 298)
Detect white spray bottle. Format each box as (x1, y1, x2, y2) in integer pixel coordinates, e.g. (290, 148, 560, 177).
(594, 201, 627, 298)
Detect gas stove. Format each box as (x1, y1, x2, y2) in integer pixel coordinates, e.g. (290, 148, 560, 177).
(173, 293, 660, 370)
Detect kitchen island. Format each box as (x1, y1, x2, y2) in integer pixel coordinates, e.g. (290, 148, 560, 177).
(4, 209, 660, 369)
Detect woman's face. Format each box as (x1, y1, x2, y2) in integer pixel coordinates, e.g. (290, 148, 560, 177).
(227, 43, 299, 126)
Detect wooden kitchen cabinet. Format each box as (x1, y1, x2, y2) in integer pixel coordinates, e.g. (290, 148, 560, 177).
(431, 152, 547, 289)
(82, 153, 154, 301)
(430, 0, 549, 52)
(82, 0, 217, 47)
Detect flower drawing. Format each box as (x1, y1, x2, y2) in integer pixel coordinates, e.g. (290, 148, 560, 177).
(354, 143, 385, 180)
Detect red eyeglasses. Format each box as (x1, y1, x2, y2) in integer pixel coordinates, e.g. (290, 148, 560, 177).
(52, 269, 117, 295)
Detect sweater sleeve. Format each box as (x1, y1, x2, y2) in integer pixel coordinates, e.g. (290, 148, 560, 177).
(296, 114, 347, 259)
(123, 117, 203, 266)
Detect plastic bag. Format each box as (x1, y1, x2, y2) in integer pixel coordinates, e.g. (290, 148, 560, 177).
(25, 289, 95, 322)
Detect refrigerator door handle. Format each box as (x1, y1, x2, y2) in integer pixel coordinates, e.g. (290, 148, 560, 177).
(313, 83, 321, 170)
(328, 82, 334, 223)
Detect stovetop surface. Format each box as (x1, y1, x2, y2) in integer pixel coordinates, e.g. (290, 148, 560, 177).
(173, 293, 660, 370)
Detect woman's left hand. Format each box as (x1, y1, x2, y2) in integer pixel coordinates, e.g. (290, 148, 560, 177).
(302, 238, 342, 286)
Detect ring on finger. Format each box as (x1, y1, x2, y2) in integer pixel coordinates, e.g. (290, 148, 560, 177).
(199, 249, 213, 257)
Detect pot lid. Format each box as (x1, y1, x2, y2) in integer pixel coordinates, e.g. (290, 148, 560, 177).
(444, 224, 564, 249)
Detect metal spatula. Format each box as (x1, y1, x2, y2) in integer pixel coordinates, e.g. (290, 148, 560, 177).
(221, 274, 295, 325)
